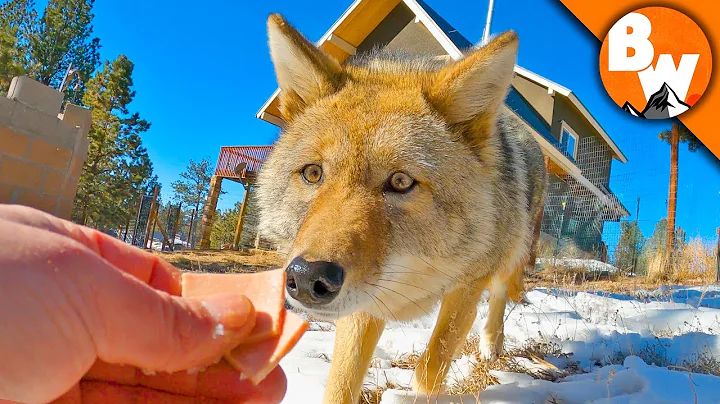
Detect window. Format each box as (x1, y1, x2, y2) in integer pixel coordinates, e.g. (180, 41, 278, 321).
(559, 121, 579, 159)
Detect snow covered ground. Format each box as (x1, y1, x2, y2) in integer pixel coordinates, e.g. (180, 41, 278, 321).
(280, 286, 720, 403)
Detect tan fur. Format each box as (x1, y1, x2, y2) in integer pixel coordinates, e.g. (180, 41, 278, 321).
(413, 278, 486, 394)
(324, 312, 385, 404)
(257, 14, 548, 403)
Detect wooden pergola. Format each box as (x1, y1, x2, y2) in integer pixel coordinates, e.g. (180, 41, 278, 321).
(198, 146, 272, 249)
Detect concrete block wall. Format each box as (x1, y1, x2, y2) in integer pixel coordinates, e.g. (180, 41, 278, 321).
(0, 77, 91, 219)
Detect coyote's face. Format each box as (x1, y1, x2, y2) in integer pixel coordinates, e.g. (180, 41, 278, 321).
(256, 15, 519, 320)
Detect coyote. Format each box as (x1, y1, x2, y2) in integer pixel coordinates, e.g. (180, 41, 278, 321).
(256, 14, 548, 403)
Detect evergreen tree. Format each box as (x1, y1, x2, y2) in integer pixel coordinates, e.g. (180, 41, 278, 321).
(675, 226, 688, 252)
(0, 0, 37, 91)
(614, 220, 645, 273)
(209, 187, 259, 249)
(637, 219, 667, 275)
(171, 157, 215, 242)
(73, 55, 153, 230)
(210, 203, 238, 249)
(26, 0, 100, 103)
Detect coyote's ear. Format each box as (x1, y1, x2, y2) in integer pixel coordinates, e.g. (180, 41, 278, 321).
(267, 14, 343, 121)
(427, 31, 518, 127)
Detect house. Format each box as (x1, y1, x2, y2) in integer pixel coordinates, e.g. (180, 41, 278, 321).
(254, 0, 630, 259)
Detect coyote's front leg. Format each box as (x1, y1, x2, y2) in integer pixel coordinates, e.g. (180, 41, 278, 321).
(323, 312, 385, 404)
(412, 281, 486, 395)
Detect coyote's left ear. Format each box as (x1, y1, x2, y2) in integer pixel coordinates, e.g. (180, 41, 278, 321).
(427, 31, 518, 126)
(267, 14, 344, 121)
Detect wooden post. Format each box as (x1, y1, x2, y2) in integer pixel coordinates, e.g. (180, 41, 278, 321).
(127, 194, 143, 243)
(254, 231, 261, 250)
(170, 202, 182, 252)
(161, 207, 171, 251)
(149, 205, 158, 250)
(199, 175, 223, 249)
(152, 213, 171, 251)
(232, 184, 250, 250)
(143, 185, 159, 249)
(188, 208, 196, 249)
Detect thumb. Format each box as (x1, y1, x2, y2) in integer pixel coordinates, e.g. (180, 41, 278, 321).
(73, 255, 257, 372)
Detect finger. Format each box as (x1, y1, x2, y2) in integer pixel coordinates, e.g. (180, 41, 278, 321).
(84, 360, 199, 396)
(79, 381, 227, 404)
(49, 383, 81, 404)
(94, 287, 258, 372)
(199, 363, 287, 403)
(0, 205, 182, 294)
(84, 360, 286, 402)
(42, 240, 258, 372)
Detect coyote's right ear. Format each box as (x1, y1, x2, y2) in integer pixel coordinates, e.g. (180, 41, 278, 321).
(267, 14, 343, 121)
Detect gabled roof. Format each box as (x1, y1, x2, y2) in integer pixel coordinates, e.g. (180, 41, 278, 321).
(256, 0, 627, 164)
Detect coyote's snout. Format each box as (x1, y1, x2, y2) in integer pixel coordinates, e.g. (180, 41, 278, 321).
(256, 14, 547, 404)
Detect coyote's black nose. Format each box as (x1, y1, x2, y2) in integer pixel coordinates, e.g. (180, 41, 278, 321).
(285, 257, 344, 305)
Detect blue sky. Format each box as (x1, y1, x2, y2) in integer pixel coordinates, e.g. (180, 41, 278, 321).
(79, 0, 720, 243)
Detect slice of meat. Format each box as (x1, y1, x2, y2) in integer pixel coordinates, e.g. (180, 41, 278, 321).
(181, 269, 286, 344)
(225, 311, 308, 385)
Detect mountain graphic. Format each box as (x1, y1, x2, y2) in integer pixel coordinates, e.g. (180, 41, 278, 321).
(622, 101, 642, 117)
(622, 83, 691, 119)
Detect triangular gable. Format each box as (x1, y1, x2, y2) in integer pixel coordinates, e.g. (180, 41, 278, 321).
(256, 0, 461, 124)
(256, 0, 627, 164)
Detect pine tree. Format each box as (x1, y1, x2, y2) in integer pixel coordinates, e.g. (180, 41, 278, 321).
(614, 220, 645, 273)
(73, 55, 153, 229)
(638, 218, 667, 275)
(26, 0, 100, 103)
(171, 157, 215, 242)
(675, 226, 687, 251)
(210, 204, 239, 249)
(0, 0, 37, 91)
(208, 187, 260, 249)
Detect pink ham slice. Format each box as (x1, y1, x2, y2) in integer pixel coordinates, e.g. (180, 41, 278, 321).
(181, 269, 287, 344)
(225, 311, 308, 384)
(181, 269, 308, 384)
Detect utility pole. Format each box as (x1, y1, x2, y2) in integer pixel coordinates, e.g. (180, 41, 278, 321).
(632, 197, 641, 273)
(481, 0, 496, 45)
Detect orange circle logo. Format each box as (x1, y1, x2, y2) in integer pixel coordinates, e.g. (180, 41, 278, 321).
(599, 6, 712, 119)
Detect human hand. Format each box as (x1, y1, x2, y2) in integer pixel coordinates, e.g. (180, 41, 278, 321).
(0, 205, 286, 404)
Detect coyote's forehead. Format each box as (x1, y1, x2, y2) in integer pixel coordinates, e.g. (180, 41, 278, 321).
(283, 82, 460, 179)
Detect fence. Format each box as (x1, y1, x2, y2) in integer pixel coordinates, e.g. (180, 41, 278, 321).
(539, 134, 719, 281)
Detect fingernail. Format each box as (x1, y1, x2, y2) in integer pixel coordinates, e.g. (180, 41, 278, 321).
(201, 294, 253, 329)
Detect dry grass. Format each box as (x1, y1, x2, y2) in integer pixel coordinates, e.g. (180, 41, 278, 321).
(358, 336, 579, 404)
(448, 336, 576, 397)
(647, 238, 717, 284)
(525, 270, 670, 295)
(156, 249, 284, 273)
(671, 238, 718, 284)
(647, 249, 671, 283)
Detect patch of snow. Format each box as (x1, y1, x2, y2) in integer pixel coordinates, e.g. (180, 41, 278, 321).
(536, 257, 620, 274)
(280, 286, 720, 403)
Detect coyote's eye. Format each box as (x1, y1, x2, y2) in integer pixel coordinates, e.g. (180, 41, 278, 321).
(386, 172, 416, 193)
(302, 164, 323, 184)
